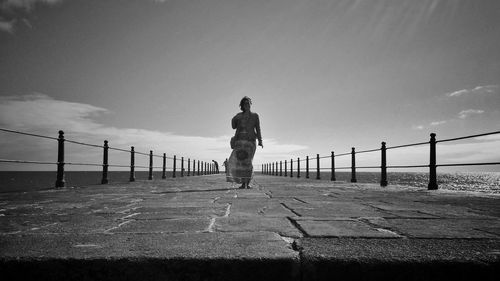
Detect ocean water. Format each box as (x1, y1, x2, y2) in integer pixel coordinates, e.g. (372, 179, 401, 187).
(1, 171, 499, 194)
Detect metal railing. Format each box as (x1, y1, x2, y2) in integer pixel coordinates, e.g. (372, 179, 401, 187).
(260, 131, 500, 190)
(0, 128, 220, 188)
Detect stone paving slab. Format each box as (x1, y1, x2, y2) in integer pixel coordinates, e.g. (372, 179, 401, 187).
(1, 174, 500, 280)
(293, 219, 401, 238)
(298, 238, 500, 281)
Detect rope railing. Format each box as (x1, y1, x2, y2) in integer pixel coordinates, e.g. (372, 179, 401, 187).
(0, 128, 220, 188)
(261, 131, 500, 190)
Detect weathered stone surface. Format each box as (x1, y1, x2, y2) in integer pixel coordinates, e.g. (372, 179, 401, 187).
(1, 174, 499, 280)
(294, 218, 401, 238)
(215, 216, 302, 237)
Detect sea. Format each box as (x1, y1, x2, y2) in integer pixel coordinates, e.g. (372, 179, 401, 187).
(1, 171, 499, 194)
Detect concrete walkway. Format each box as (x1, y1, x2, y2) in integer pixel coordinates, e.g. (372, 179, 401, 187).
(1, 174, 499, 280)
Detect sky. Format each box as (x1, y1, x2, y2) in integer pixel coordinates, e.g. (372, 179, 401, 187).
(1, 0, 499, 172)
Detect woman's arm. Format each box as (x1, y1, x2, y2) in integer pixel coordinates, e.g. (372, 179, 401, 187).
(255, 114, 263, 147)
(232, 114, 238, 129)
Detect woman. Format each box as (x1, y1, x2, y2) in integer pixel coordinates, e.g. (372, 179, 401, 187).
(227, 96, 263, 189)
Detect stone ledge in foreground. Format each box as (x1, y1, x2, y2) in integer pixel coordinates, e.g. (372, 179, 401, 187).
(297, 237, 500, 281)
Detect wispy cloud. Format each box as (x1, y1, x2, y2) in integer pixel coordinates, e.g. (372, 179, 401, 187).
(430, 120, 447, 126)
(0, 19, 15, 33)
(0, 0, 61, 33)
(1, 0, 61, 10)
(458, 109, 484, 119)
(0, 94, 306, 169)
(447, 85, 499, 97)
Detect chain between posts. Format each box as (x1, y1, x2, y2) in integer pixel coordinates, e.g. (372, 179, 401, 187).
(260, 131, 500, 190)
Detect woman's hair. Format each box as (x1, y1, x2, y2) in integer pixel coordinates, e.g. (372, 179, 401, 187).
(239, 96, 252, 111)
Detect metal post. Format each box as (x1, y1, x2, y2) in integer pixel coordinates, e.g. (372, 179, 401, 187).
(280, 161, 283, 176)
(198, 160, 200, 176)
(297, 158, 300, 178)
(148, 150, 153, 180)
(428, 133, 438, 190)
(162, 153, 166, 179)
(351, 147, 357, 183)
(181, 157, 184, 177)
(272, 162, 275, 176)
(129, 146, 135, 182)
(306, 156, 309, 179)
(380, 142, 387, 186)
(188, 158, 191, 176)
(276, 162, 279, 176)
(55, 130, 65, 188)
(173, 155, 177, 178)
(285, 160, 287, 177)
(331, 151, 336, 181)
(101, 140, 109, 184)
(316, 154, 320, 180)
(290, 159, 293, 178)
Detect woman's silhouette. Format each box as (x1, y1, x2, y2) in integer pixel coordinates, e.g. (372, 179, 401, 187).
(227, 96, 263, 188)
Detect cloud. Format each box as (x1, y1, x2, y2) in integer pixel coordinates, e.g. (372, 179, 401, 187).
(0, 19, 15, 33)
(0, 0, 61, 33)
(458, 109, 484, 119)
(447, 85, 499, 97)
(0, 94, 307, 169)
(412, 125, 424, 130)
(1, 0, 61, 10)
(430, 120, 447, 126)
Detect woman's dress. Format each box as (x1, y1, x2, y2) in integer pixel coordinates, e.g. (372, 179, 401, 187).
(226, 112, 261, 184)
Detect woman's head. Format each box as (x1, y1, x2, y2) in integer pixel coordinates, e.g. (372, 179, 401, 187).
(239, 96, 252, 112)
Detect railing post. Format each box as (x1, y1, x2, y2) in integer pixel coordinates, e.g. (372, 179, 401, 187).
(306, 156, 309, 179)
(290, 159, 293, 178)
(276, 161, 278, 176)
(188, 158, 191, 176)
(162, 153, 167, 179)
(285, 160, 287, 177)
(173, 155, 177, 178)
(297, 158, 300, 178)
(129, 146, 135, 182)
(316, 154, 320, 180)
(351, 147, 357, 183)
(197, 160, 200, 176)
(280, 161, 283, 176)
(181, 157, 184, 177)
(380, 142, 387, 186)
(331, 151, 336, 181)
(148, 150, 153, 180)
(101, 140, 109, 184)
(55, 130, 65, 188)
(272, 162, 275, 176)
(428, 133, 438, 190)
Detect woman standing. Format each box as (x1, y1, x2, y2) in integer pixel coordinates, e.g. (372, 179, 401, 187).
(227, 96, 263, 189)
